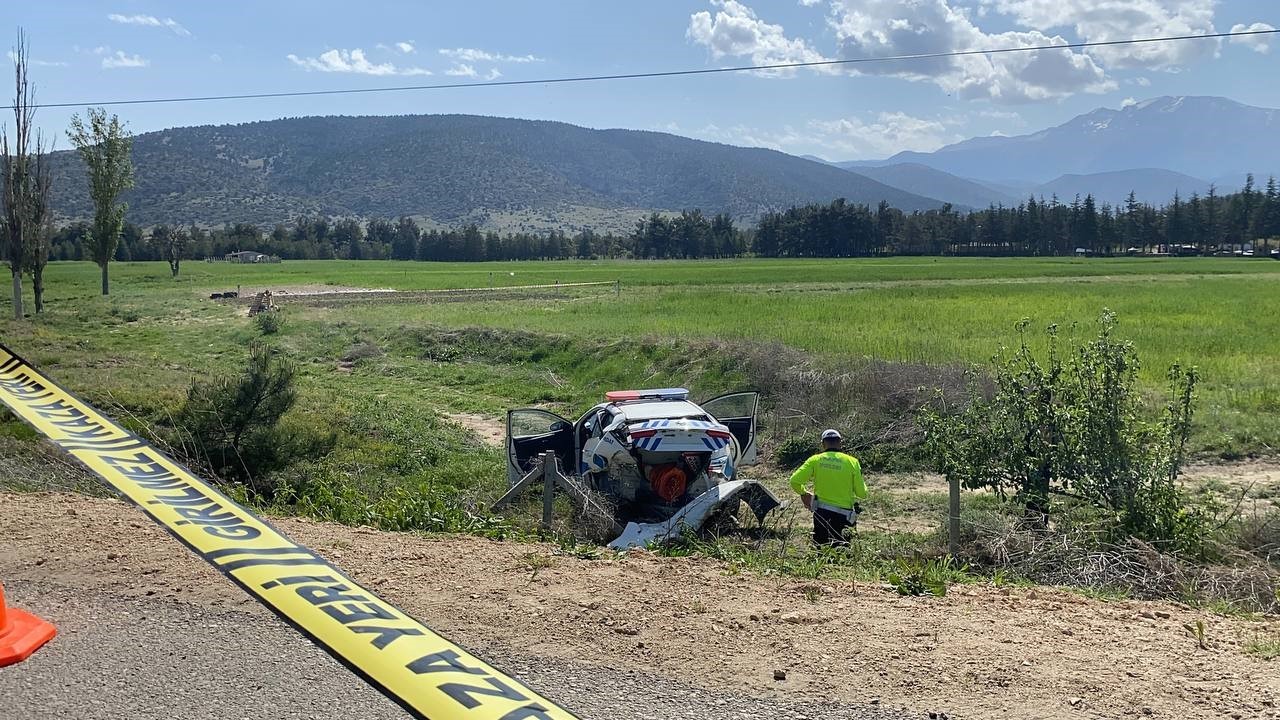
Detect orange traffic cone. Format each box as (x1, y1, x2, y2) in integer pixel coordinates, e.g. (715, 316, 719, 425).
(0, 581, 56, 666)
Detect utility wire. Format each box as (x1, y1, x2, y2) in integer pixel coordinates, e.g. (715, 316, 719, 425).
(7, 27, 1278, 110)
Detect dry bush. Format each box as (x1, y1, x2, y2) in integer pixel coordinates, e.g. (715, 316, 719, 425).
(698, 339, 974, 468)
(1229, 510, 1280, 566)
(341, 341, 384, 362)
(957, 510, 1280, 613)
(0, 436, 106, 496)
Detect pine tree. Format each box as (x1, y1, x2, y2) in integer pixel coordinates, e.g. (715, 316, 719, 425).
(1205, 184, 1220, 251)
(1122, 191, 1140, 251)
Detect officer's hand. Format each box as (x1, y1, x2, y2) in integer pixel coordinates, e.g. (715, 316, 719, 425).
(801, 492, 813, 510)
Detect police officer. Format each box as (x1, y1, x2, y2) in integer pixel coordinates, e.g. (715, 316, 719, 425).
(788, 429, 866, 546)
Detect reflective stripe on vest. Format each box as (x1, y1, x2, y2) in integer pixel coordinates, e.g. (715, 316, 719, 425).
(814, 499, 857, 520)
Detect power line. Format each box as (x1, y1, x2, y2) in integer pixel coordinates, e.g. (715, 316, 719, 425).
(7, 27, 1278, 110)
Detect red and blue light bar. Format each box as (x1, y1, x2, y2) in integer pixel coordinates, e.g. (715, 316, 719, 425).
(605, 388, 689, 402)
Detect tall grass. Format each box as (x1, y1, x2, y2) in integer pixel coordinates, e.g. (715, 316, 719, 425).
(4, 257, 1278, 470)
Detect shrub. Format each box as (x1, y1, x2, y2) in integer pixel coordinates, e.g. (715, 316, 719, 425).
(341, 341, 383, 362)
(255, 311, 284, 335)
(774, 435, 815, 466)
(176, 343, 332, 494)
(1227, 510, 1280, 566)
(920, 311, 1207, 553)
(887, 554, 964, 597)
(1245, 633, 1280, 660)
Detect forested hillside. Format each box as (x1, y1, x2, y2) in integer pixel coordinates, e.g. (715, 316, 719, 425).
(46, 175, 1279, 262)
(47, 114, 939, 228)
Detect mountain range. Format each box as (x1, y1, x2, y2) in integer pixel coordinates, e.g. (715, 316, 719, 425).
(46, 95, 1278, 229)
(47, 115, 937, 231)
(838, 163, 1225, 208)
(833, 96, 1276, 208)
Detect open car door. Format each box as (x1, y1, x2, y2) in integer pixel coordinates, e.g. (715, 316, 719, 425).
(700, 391, 759, 466)
(506, 409, 576, 486)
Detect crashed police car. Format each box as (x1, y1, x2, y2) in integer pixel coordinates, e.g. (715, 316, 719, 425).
(505, 388, 780, 549)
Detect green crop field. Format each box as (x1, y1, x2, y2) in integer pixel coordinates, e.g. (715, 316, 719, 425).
(2, 256, 1278, 532)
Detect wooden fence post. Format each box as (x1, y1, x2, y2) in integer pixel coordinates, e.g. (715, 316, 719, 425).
(948, 474, 961, 557)
(541, 451, 556, 533)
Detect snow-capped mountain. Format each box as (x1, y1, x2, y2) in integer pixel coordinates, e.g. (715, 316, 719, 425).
(853, 96, 1280, 185)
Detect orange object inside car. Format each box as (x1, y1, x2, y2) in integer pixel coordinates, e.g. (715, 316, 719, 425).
(647, 464, 688, 503)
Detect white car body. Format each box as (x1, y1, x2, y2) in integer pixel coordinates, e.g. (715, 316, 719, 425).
(506, 389, 776, 543)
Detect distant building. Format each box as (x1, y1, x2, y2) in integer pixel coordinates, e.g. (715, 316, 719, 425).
(225, 251, 268, 263)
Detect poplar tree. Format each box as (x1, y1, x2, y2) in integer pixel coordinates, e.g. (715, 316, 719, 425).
(68, 107, 134, 295)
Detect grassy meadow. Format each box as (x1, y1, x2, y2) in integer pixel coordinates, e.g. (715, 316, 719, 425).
(0, 256, 1274, 520)
(2, 256, 1278, 604)
(5, 257, 1280, 458)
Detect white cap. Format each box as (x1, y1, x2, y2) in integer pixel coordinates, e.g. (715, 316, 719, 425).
(821, 428, 842, 441)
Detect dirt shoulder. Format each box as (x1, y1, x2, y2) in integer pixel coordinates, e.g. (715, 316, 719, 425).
(2, 493, 1277, 720)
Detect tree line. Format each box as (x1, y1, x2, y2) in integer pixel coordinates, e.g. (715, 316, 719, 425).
(757, 179, 1280, 258)
(47, 210, 749, 264)
(41, 179, 1280, 266)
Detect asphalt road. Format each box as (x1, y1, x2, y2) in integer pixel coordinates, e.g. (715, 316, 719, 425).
(0, 580, 917, 720)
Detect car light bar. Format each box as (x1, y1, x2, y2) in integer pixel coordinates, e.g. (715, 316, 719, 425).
(605, 388, 689, 402)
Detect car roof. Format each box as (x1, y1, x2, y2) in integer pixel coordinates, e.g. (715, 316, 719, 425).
(612, 400, 708, 421)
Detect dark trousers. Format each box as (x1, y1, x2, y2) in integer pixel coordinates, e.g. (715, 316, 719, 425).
(813, 507, 853, 546)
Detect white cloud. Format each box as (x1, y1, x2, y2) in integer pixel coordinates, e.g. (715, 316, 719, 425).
(976, 108, 1027, 127)
(1230, 22, 1275, 54)
(439, 48, 543, 63)
(668, 111, 963, 159)
(287, 48, 431, 76)
(6, 50, 68, 67)
(485, 68, 503, 80)
(210, 53, 222, 63)
(107, 13, 190, 37)
(1121, 96, 1138, 107)
(687, 0, 835, 74)
(808, 112, 964, 156)
(101, 50, 148, 69)
(396, 41, 416, 54)
(798, 0, 824, 6)
(981, 0, 1221, 69)
(1133, 76, 1152, 86)
(829, 0, 1114, 102)
(445, 63, 477, 77)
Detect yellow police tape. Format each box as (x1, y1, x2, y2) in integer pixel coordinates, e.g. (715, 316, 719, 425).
(0, 345, 579, 720)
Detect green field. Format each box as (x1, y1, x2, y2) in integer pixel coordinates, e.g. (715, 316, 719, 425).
(5, 257, 1280, 463)
(0, 254, 1277, 600)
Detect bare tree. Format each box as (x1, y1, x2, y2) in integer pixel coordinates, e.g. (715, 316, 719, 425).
(150, 223, 188, 278)
(26, 188, 51, 312)
(1, 30, 52, 319)
(67, 107, 133, 296)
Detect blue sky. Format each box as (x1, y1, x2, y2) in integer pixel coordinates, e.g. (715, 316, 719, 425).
(6, 1, 1278, 160)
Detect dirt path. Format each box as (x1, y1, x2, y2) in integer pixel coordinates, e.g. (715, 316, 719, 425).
(447, 412, 506, 447)
(201, 284, 395, 297)
(2, 493, 1276, 719)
